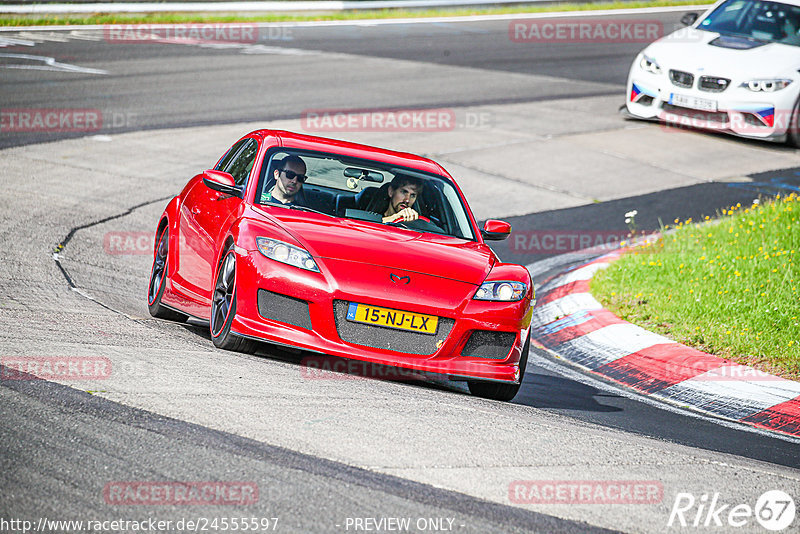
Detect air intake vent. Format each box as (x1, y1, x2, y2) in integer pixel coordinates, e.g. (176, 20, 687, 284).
(257, 289, 312, 330)
(462, 331, 516, 360)
(669, 69, 694, 88)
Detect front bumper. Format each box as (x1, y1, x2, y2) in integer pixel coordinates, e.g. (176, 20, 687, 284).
(626, 69, 799, 142)
(230, 249, 533, 384)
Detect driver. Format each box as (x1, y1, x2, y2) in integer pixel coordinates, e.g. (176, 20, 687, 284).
(370, 175, 424, 223)
(261, 155, 307, 205)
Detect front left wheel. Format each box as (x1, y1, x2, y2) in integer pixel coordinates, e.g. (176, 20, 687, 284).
(210, 248, 256, 353)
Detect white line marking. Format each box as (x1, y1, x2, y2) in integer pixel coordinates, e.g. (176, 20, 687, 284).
(554, 323, 672, 368)
(16, 31, 70, 42)
(531, 292, 603, 328)
(0, 53, 107, 74)
(675, 367, 800, 403)
(0, 36, 36, 47)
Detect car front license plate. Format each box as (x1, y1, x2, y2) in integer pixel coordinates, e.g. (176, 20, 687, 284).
(669, 93, 718, 112)
(346, 302, 438, 335)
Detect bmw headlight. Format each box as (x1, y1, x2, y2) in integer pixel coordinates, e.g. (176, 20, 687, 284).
(638, 55, 661, 75)
(741, 79, 792, 92)
(256, 237, 319, 272)
(474, 281, 526, 302)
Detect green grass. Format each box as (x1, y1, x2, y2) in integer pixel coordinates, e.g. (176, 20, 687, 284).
(591, 193, 800, 380)
(0, 0, 715, 27)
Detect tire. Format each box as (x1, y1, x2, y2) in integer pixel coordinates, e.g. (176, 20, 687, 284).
(468, 330, 530, 402)
(148, 225, 188, 322)
(788, 97, 800, 148)
(210, 248, 257, 353)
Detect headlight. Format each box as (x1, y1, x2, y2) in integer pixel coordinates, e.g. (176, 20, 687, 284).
(638, 55, 661, 75)
(474, 281, 526, 302)
(256, 237, 320, 272)
(741, 79, 792, 92)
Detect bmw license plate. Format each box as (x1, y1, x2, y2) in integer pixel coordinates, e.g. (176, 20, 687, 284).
(346, 303, 438, 335)
(669, 93, 717, 112)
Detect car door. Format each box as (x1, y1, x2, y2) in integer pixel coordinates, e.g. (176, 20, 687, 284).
(177, 138, 258, 307)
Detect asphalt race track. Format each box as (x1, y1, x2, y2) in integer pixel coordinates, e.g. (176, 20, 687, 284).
(2, 10, 800, 534)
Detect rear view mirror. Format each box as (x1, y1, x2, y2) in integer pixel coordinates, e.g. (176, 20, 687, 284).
(344, 167, 384, 183)
(680, 12, 698, 26)
(481, 220, 512, 241)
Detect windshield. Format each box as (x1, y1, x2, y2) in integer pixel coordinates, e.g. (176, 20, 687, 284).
(255, 149, 476, 241)
(698, 0, 800, 46)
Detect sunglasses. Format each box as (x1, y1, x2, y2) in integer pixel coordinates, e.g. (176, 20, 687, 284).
(281, 169, 307, 183)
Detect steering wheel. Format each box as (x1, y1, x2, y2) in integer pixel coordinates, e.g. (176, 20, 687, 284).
(392, 215, 448, 234)
(389, 214, 430, 224)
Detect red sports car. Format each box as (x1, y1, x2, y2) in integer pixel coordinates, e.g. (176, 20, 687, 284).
(148, 130, 534, 401)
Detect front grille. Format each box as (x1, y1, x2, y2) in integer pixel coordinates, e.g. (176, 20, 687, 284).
(257, 289, 312, 330)
(669, 69, 694, 89)
(462, 331, 517, 360)
(333, 300, 454, 356)
(661, 103, 730, 125)
(699, 76, 730, 93)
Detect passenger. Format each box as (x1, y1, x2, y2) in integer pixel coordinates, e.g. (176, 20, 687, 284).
(261, 155, 307, 205)
(366, 175, 424, 223)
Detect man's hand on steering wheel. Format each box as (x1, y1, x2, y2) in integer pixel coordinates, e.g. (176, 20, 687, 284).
(383, 207, 430, 224)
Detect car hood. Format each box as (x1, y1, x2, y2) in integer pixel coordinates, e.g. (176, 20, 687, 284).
(266, 210, 494, 285)
(645, 28, 800, 78)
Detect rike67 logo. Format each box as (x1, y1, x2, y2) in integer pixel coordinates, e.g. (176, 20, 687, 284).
(668, 490, 795, 531)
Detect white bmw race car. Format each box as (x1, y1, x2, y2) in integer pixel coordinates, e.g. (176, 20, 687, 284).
(626, 0, 800, 146)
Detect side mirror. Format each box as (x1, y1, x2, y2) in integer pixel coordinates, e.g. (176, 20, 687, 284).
(203, 170, 242, 197)
(680, 12, 698, 26)
(481, 219, 512, 241)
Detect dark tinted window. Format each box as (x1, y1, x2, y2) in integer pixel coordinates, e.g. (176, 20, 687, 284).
(215, 139, 247, 172)
(222, 138, 259, 186)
